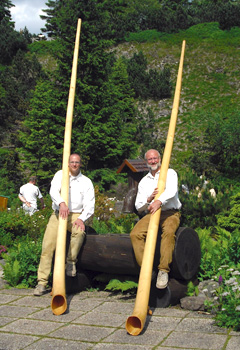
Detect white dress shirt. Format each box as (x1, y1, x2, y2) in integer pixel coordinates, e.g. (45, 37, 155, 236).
(50, 170, 95, 222)
(135, 168, 182, 213)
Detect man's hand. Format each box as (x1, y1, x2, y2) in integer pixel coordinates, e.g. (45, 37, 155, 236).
(148, 200, 162, 214)
(147, 187, 159, 203)
(72, 218, 85, 231)
(59, 202, 69, 219)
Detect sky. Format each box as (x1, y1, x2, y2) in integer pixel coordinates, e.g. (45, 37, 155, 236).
(10, 0, 47, 35)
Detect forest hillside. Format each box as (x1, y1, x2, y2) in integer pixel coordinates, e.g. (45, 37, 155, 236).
(0, 0, 239, 202)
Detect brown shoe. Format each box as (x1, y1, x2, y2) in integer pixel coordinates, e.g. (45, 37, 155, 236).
(34, 284, 47, 296)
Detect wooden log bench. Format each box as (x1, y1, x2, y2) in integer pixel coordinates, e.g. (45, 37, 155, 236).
(66, 226, 201, 307)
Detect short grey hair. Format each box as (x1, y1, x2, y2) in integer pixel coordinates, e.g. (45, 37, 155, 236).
(144, 149, 161, 160)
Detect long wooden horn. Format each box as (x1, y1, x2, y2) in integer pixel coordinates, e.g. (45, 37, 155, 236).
(51, 18, 82, 316)
(126, 40, 186, 335)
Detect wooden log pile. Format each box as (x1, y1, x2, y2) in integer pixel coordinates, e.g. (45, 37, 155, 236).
(66, 227, 201, 308)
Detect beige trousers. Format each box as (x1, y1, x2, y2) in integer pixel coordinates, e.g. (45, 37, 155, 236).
(37, 212, 85, 286)
(130, 210, 180, 273)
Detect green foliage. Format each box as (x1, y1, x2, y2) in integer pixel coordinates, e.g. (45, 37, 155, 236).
(0, 205, 51, 246)
(0, 148, 22, 199)
(18, 78, 65, 182)
(0, 244, 7, 258)
(125, 29, 165, 43)
(205, 265, 240, 331)
(94, 273, 138, 293)
(1, 259, 21, 287)
(105, 278, 138, 293)
(187, 281, 199, 297)
(197, 192, 240, 281)
(204, 111, 240, 178)
(2, 237, 43, 287)
(125, 51, 171, 100)
(217, 193, 240, 233)
(0, 18, 27, 65)
(179, 172, 232, 229)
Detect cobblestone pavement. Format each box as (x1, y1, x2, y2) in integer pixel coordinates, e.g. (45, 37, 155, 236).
(0, 266, 240, 350)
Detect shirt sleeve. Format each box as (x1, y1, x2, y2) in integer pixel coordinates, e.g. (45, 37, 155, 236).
(157, 169, 178, 205)
(135, 178, 149, 212)
(37, 187, 43, 199)
(50, 171, 65, 206)
(78, 179, 95, 222)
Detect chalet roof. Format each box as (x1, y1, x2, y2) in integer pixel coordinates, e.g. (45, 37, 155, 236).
(117, 159, 149, 174)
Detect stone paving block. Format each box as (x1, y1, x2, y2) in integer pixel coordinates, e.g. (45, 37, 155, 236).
(92, 343, 153, 350)
(162, 330, 227, 349)
(0, 294, 22, 304)
(10, 295, 51, 308)
(175, 317, 228, 334)
(146, 315, 182, 331)
(67, 297, 104, 312)
(0, 288, 34, 296)
(155, 347, 206, 350)
(73, 309, 125, 327)
(225, 336, 240, 350)
(103, 328, 170, 346)
(0, 332, 39, 350)
(0, 304, 39, 317)
(1, 318, 62, 335)
(229, 330, 240, 336)
(152, 307, 190, 318)
(0, 316, 17, 326)
(27, 307, 84, 322)
(49, 324, 114, 342)
(94, 301, 134, 315)
(24, 337, 93, 350)
(185, 311, 213, 319)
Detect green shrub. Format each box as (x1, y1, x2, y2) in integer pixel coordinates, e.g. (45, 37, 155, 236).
(2, 236, 43, 287)
(205, 265, 240, 331)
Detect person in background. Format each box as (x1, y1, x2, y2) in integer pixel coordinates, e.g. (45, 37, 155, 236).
(130, 149, 181, 289)
(34, 153, 95, 296)
(18, 176, 45, 216)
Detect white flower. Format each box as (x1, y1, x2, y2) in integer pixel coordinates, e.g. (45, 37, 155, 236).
(225, 277, 237, 285)
(227, 268, 234, 272)
(235, 305, 240, 311)
(232, 271, 240, 276)
(221, 292, 230, 297)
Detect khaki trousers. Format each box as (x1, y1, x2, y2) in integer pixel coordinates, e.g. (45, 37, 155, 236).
(130, 210, 180, 273)
(37, 212, 85, 286)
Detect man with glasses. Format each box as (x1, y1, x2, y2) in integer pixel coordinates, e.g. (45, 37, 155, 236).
(34, 153, 95, 296)
(130, 149, 181, 289)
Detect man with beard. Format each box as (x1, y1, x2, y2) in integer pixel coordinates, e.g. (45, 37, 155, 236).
(130, 149, 181, 289)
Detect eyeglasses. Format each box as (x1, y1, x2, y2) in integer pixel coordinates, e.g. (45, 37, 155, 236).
(69, 161, 80, 164)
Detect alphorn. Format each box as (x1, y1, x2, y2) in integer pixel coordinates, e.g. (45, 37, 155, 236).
(126, 40, 186, 335)
(51, 19, 82, 315)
